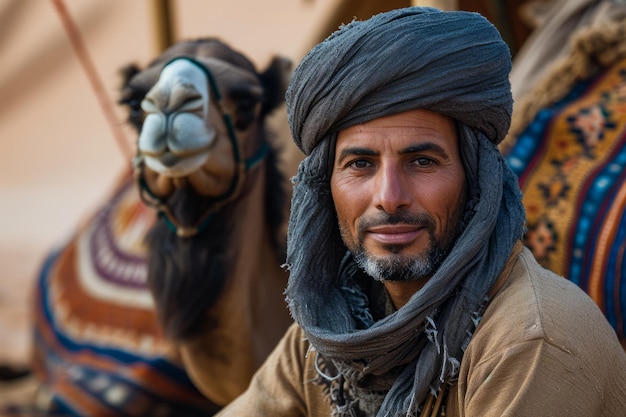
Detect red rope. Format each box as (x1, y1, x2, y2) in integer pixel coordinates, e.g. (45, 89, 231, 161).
(49, 0, 134, 164)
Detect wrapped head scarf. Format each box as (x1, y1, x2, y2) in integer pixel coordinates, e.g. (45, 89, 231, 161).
(284, 7, 526, 417)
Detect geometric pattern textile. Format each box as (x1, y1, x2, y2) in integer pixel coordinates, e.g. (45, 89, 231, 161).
(31, 176, 220, 416)
(505, 58, 626, 344)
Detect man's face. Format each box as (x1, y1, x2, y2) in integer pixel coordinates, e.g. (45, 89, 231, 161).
(330, 109, 467, 282)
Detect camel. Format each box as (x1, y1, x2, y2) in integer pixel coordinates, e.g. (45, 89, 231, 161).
(126, 37, 295, 401)
(25, 38, 295, 416)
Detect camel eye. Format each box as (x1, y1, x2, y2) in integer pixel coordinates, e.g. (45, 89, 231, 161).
(127, 98, 140, 110)
(237, 97, 256, 111)
(231, 89, 260, 112)
(120, 90, 150, 131)
(230, 90, 261, 130)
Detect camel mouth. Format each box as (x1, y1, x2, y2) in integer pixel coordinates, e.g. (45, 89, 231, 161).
(144, 149, 210, 178)
(159, 151, 179, 167)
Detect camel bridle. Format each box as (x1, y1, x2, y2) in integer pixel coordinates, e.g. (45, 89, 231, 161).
(133, 57, 269, 238)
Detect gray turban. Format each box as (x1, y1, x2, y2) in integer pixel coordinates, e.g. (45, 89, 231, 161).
(286, 6, 513, 156)
(284, 7, 525, 417)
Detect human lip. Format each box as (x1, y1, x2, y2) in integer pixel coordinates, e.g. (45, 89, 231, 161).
(366, 224, 424, 245)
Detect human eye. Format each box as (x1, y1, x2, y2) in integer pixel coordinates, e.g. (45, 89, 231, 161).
(411, 156, 436, 168)
(335, 146, 377, 173)
(348, 158, 373, 169)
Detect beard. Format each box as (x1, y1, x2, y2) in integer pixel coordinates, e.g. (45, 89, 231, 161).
(346, 210, 462, 282)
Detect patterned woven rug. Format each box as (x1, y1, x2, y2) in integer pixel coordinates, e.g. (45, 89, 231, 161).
(505, 52, 626, 346)
(3, 176, 219, 416)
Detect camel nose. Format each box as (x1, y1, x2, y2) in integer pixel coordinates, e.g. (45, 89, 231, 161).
(139, 59, 214, 155)
(137, 58, 217, 177)
(146, 59, 210, 115)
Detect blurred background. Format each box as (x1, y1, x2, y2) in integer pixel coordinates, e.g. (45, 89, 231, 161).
(0, 0, 531, 371)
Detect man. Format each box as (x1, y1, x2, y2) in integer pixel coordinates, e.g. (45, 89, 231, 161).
(216, 7, 626, 417)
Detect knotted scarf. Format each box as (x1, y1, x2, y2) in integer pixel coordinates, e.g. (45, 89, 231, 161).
(284, 7, 526, 416)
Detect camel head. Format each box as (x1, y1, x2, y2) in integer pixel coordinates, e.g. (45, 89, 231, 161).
(117, 39, 292, 341)
(119, 38, 291, 238)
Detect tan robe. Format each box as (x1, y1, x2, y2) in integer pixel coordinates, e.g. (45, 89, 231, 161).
(216, 245, 626, 416)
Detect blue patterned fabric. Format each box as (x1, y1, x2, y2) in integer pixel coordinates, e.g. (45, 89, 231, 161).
(505, 61, 626, 344)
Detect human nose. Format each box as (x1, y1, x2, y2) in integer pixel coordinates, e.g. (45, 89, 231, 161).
(373, 164, 411, 214)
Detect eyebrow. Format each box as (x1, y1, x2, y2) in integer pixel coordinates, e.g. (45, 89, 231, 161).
(336, 142, 448, 163)
(336, 147, 377, 162)
(403, 142, 448, 156)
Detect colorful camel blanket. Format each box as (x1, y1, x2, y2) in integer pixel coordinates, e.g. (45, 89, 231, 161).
(504, 55, 626, 346)
(32, 176, 219, 416)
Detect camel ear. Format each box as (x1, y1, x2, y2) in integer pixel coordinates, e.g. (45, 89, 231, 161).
(258, 56, 292, 117)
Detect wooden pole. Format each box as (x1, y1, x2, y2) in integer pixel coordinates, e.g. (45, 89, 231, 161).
(49, 0, 134, 162)
(151, 0, 176, 54)
(411, 0, 458, 9)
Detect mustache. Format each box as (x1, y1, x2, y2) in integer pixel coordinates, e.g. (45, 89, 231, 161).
(357, 211, 435, 231)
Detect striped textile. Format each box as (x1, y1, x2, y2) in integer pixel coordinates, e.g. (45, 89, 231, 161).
(32, 176, 220, 416)
(505, 58, 626, 345)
